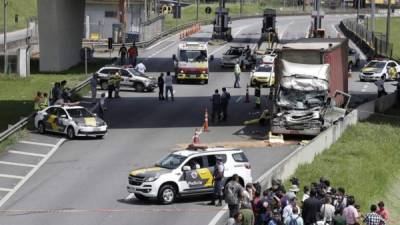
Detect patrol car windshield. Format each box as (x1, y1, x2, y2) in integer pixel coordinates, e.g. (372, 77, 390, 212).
(67, 108, 93, 118)
(256, 66, 272, 72)
(156, 154, 187, 169)
(366, 61, 386, 69)
(180, 50, 207, 62)
(127, 68, 148, 78)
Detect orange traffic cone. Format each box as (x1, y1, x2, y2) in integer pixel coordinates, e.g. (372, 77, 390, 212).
(203, 108, 210, 132)
(192, 128, 201, 144)
(245, 85, 250, 103)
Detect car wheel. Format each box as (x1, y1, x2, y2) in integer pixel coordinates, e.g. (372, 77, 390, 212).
(158, 184, 176, 204)
(38, 121, 46, 134)
(135, 193, 149, 201)
(205, 80, 208, 84)
(200, 80, 206, 85)
(66, 127, 75, 139)
(146, 87, 154, 92)
(135, 83, 145, 92)
(360, 78, 365, 82)
(100, 81, 108, 90)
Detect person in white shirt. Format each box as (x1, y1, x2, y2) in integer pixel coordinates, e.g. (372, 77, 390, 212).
(164, 71, 174, 101)
(283, 198, 301, 221)
(302, 186, 310, 203)
(284, 207, 304, 225)
(320, 196, 335, 224)
(135, 61, 146, 74)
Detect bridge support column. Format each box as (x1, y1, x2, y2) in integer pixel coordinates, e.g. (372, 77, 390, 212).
(38, 0, 85, 72)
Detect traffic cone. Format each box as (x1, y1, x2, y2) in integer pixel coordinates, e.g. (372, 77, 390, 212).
(245, 85, 250, 103)
(192, 128, 201, 144)
(203, 108, 210, 132)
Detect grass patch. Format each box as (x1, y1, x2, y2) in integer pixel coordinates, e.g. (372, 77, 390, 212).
(0, 0, 37, 32)
(368, 17, 400, 60)
(0, 129, 27, 153)
(163, 1, 299, 30)
(287, 104, 400, 218)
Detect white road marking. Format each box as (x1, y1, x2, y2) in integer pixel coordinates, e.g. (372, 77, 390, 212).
(208, 205, 228, 225)
(0, 161, 36, 168)
(125, 193, 135, 200)
(209, 45, 227, 56)
(235, 96, 243, 103)
(145, 41, 178, 60)
(0, 138, 65, 207)
(305, 24, 311, 38)
(279, 21, 294, 40)
(8, 150, 46, 158)
(146, 33, 179, 50)
(361, 83, 370, 92)
(0, 174, 24, 179)
(209, 25, 251, 56)
(18, 140, 55, 148)
(0, 188, 13, 192)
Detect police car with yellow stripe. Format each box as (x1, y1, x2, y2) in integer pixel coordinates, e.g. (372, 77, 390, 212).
(127, 148, 252, 204)
(34, 105, 107, 139)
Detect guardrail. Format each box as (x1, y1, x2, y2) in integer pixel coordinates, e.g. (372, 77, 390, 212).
(0, 77, 91, 144)
(83, 8, 368, 50)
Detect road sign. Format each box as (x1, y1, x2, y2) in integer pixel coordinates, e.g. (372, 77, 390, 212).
(108, 38, 113, 50)
(173, 5, 181, 19)
(205, 6, 212, 14)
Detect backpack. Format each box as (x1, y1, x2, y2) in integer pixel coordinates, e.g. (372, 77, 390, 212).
(288, 216, 298, 225)
(224, 183, 235, 205)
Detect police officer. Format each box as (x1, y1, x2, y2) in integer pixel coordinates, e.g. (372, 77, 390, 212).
(208, 156, 224, 206)
(113, 72, 122, 98)
(107, 73, 115, 98)
(255, 81, 261, 109)
(211, 89, 221, 123)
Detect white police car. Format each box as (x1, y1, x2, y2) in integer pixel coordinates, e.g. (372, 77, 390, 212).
(34, 105, 107, 139)
(127, 148, 252, 204)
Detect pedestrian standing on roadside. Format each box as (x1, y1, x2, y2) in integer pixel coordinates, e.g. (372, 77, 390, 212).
(98, 92, 106, 119)
(211, 89, 221, 123)
(227, 212, 244, 225)
(90, 73, 98, 103)
(128, 42, 138, 67)
(107, 72, 115, 99)
(234, 59, 241, 88)
(302, 186, 310, 204)
(119, 44, 128, 65)
(255, 81, 261, 109)
(225, 174, 244, 218)
(374, 76, 387, 97)
(158, 73, 165, 100)
(165, 71, 174, 101)
(377, 201, 389, 222)
(51, 82, 62, 105)
(135, 60, 147, 74)
(39, 93, 49, 110)
(34, 91, 43, 111)
(302, 188, 322, 225)
(320, 196, 335, 225)
(342, 196, 360, 225)
(364, 204, 386, 225)
(284, 207, 304, 225)
(221, 87, 231, 121)
(113, 72, 122, 98)
(208, 157, 224, 206)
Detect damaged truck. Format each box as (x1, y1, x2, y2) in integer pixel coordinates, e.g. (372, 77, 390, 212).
(270, 38, 350, 136)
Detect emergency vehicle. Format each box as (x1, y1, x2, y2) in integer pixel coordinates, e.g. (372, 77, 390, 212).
(127, 148, 252, 204)
(173, 42, 213, 84)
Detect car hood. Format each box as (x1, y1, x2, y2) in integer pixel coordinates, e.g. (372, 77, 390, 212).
(252, 72, 273, 77)
(129, 166, 171, 178)
(361, 67, 382, 73)
(73, 117, 105, 126)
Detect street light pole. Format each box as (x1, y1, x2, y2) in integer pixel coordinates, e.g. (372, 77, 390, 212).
(3, 0, 7, 74)
(371, 0, 375, 31)
(196, 0, 199, 22)
(386, 0, 391, 51)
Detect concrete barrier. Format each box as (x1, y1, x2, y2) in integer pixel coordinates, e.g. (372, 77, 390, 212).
(257, 93, 397, 188)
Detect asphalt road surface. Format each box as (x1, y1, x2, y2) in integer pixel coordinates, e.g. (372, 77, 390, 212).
(0, 15, 395, 225)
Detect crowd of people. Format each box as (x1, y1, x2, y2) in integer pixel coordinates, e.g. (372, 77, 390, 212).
(221, 176, 390, 225)
(34, 80, 76, 111)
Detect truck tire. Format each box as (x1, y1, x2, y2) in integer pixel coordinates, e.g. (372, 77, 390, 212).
(134, 83, 145, 92)
(158, 184, 176, 205)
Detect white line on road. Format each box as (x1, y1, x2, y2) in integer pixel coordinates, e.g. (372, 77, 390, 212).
(0, 174, 24, 179)
(146, 33, 179, 50)
(209, 45, 227, 56)
(0, 188, 13, 192)
(145, 41, 178, 60)
(235, 96, 243, 103)
(125, 193, 135, 200)
(0, 138, 65, 208)
(279, 21, 294, 40)
(305, 24, 311, 38)
(8, 150, 46, 158)
(361, 83, 370, 92)
(0, 161, 36, 168)
(233, 25, 250, 38)
(209, 25, 251, 56)
(18, 140, 55, 148)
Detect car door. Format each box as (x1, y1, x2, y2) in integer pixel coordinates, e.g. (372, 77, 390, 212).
(206, 154, 227, 185)
(182, 156, 211, 191)
(44, 107, 59, 131)
(120, 69, 132, 86)
(56, 108, 69, 133)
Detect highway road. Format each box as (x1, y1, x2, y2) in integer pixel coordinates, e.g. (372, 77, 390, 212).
(0, 15, 396, 225)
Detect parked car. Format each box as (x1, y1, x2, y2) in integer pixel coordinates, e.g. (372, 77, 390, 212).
(359, 59, 400, 81)
(250, 64, 275, 87)
(221, 46, 254, 69)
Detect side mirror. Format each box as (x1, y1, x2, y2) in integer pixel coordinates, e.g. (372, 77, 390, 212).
(172, 54, 176, 61)
(92, 113, 97, 117)
(209, 55, 214, 61)
(182, 166, 191, 171)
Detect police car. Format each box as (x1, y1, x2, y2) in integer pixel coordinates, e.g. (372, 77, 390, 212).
(127, 148, 252, 204)
(34, 105, 107, 139)
(360, 59, 400, 81)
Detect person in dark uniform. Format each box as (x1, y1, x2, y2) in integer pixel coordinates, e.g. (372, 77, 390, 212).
(208, 156, 224, 206)
(211, 89, 221, 123)
(255, 81, 261, 109)
(221, 87, 231, 121)
(158, 73, 165, 100)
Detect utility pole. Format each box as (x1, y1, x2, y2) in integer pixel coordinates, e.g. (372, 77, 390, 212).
(3, 0, 7, 74)
(356, 0, 360, 23)
(196, 0, 199, 22)
(239, 0, 243, 17)
(371, 0, 375, 31)
(386, 0, 391, 52)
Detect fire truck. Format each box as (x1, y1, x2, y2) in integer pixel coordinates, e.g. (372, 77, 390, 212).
(173, 42, 213, 85)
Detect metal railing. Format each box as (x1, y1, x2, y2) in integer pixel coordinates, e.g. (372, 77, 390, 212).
(341, 18, 393, 59)
(0, 77, 91, 143)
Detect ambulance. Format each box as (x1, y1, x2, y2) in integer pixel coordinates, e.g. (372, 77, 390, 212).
(173, 42, 213, 84)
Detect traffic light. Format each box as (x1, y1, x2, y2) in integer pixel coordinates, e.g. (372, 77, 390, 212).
(108, 37, 113, 50)
(173, 4, 181, 19)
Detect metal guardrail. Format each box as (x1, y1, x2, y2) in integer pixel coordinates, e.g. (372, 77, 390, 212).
(0, 77, 92, 143)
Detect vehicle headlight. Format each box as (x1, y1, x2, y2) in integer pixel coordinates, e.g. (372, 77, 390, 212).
(144, 176, 159, 182)
(180, 70, 184, 74)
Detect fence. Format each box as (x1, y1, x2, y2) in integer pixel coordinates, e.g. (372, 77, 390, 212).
(341, 18, 393, 59)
